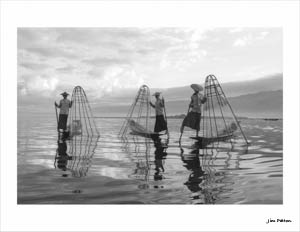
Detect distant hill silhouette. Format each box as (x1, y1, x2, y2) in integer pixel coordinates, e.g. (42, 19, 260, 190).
(93, 90, 282, 118)
(93, 73, 283, 118)
(152, 73, 283, 99)
(96, 73, 283, 104)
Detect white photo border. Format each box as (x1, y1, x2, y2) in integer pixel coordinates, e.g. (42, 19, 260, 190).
(1, 1, 299, 231)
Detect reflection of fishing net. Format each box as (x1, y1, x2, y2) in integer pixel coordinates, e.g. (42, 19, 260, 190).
(201, 75, 249, 145)
(68, 86, 100, 136)
(67, 135, 99, 177)
(182, 144, 248, 204)
(121, 135, 151, 182)
(119, 85, 151, 137)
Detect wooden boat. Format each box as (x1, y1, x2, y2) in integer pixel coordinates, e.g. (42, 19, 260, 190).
(128, 119, 162, 138)
(190, 133, 234, 146)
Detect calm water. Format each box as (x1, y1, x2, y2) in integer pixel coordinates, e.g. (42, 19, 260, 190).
(18, 115, 283, 204)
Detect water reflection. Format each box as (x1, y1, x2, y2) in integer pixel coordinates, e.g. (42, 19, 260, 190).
(54, 133, 99, 177)
(121, 135, 169, 189)
(122, 135, 151, 184)
(152, 138, 168, 189)
(180, 141, 249, 204)
(54, 138, 73, 177)
(18, 117, 282, 204)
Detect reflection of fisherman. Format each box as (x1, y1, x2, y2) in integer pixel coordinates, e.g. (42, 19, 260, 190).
(55, 92, 72, 132)
(180, 152, 205, 194)
(152, 137, 168, 181)
(55, 138, 72, 174)
(150, 92, 168, 134)
(180, 84, 206, 139)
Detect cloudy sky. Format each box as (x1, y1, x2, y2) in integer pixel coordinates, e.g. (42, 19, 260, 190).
(18, 27, 282, 101)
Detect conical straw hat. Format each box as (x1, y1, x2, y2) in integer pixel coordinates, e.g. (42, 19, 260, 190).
(190, 84, 203, 92)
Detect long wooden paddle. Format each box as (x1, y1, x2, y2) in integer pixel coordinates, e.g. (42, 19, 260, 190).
(54, 102, 59, 131)
(162, 96, 169, 138)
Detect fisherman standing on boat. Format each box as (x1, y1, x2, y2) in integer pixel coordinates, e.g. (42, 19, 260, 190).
(55, 92, 72, 133)
(150, 92, 168, 134)
(180, 84, 206, 140)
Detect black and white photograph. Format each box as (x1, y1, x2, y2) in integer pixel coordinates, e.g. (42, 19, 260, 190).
(1, 1, 299, 232)
(17, 27, 283, 205)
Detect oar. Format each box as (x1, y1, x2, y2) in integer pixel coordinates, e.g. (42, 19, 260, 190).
(54, 102, 59, 131)
(162, 96, 169, 137)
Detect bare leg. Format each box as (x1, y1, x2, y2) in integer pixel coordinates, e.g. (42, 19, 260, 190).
(179, 126, 184, 145)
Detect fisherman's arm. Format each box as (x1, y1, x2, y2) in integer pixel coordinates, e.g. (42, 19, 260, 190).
(69, 100, 73, 108)
(55, 101, 62, 108)
(149, 102, 155, 108)
(160, 99, 165, 108)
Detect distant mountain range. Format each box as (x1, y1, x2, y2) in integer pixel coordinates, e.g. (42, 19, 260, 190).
(97, 73, 282, 104)
(94, 73, 283, 118)
(94, 90, 282, 118)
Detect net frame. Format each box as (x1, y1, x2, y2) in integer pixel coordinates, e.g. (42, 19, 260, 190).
(67, 134, 99, 177)
(201, 75, 249, 145)
(68, 86, 100, 137)
(119, 85, 151, 137)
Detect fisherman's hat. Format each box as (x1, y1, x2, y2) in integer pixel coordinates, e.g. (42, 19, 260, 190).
(152, 92, 162, 96)
(61, 92, 69, 96)
(190, 84, 203, 92)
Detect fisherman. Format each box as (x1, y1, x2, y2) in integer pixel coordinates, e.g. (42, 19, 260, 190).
(180, 84, 207, 140)
(150, 92, 168, 134)
(55, 92, 72, 133)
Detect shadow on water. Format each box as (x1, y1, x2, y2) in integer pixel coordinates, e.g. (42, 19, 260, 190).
(54, 132, 100, 178)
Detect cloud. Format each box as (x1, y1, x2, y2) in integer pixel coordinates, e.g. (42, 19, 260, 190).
(56, 65, 75, 73)
(19, 75, 59, 97)
(233, 31, 270, 47)
(229, 27, 243, 33)
(233, 36, 251, 47)
(56, 28, 144, 45)
(83, 57, 131, 67)
(20, 62, 50, 70)
(17, 27, 281, 102)
(257, 31, 269, 39)
(25, 46, 80, 59)
(86, 65, 144, 99)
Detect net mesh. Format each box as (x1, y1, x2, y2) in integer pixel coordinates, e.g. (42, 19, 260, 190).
(67, 135, 99, 177)
(119, 85, 151, 137)
(201, 75, 249, 145)
(68, 86, 100, 137)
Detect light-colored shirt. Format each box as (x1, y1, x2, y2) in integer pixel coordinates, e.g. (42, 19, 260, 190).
(59, 99, 71, 115)
(154, 99, 164, 116)
(191, 93, 204, 113)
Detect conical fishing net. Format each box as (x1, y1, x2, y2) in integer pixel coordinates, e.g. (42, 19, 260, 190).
(68, 86, 100, 137)
(119, 85, 152, 137)
(201, 75, 249, 145)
